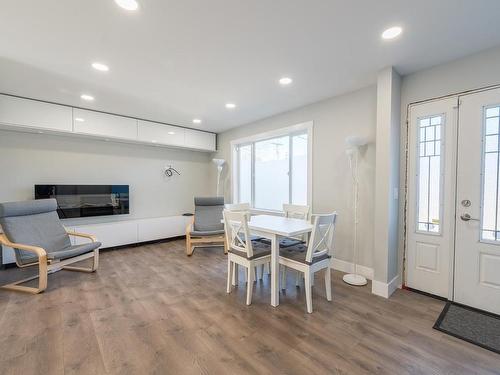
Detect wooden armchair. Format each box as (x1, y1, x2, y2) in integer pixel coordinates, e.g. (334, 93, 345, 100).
(186, 197, 227, 256)
(0, 199, 100, 294)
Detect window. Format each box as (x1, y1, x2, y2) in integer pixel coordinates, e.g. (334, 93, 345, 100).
(481, 106, 500, 241)
(233, 124, 311, 211)
(416, 115, 444, 233)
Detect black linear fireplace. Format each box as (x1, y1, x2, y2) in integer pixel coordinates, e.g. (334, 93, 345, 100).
(35, 184, 129, 219)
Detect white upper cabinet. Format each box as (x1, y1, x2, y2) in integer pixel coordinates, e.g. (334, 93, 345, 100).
(184, 128, 216, 151)
(137, 120, 185, 147)
(0, 95, 216, 152)
(0, 95, 72, 132)
(73, 109, 138, 141)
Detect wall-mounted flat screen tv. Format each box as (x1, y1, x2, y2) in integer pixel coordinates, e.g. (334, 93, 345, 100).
(35, 185, 129, 219)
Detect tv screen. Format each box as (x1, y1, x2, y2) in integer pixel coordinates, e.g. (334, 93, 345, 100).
(35, 184, 129, 219)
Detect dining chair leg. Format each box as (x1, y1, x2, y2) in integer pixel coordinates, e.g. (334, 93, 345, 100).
(325, 267, 332, 301)
(265, 262, 270, 275)
(253, 267, 257, 282)
(227, 260, 233, 294)
(280, 265, 287, 290)
(233, 264, 239, 286)
(295, 271, 301, 287)
(246, 266, 254, 305)
(259, 264, 264, 280)
(304, 270, 313, 313)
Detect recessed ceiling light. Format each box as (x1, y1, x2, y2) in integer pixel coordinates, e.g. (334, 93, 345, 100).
(37, 131, 44, 134)
(80, 94, 94, 101)
(91, 62, 109, 72)
(74, 117, 85, 122)
(279, 77, 293, 85)
(168, 131, 176, 135)
(192, 119, 202, 124)
(382, 26, 402, 40)
(225, 103, 236, 109)
(114, 0, 139, 11)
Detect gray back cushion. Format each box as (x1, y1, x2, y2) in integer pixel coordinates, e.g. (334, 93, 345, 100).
(193, 197, 224, 232)
(0, 199, 71, 265)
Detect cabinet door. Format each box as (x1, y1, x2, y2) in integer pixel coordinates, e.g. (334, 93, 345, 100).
(137, 216, 189, 241)
(184, 129, 216, 151)
(137, 120, 185, 147)
(73, 109, 138, 141)
(71, 221, 138, 248)
(0, 95, 72, 132)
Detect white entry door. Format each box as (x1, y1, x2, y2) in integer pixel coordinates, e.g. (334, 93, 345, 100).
(454, 88, 500, 315)
(406, 98, 458, 298)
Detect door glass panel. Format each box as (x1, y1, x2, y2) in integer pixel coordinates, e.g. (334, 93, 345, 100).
(481, 106, 500, 241)
(417, 115, 443, 233)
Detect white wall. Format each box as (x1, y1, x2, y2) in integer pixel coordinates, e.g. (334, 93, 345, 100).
(214, 86, 377, 269)
(373, 67, 401, 295)
(0, 130, 215, 225)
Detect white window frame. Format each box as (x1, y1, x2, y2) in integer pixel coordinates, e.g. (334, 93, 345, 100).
(231, 121, 313, 213)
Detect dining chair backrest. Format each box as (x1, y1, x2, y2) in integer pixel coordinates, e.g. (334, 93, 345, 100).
(283, 204, 310, 221)
(305, 213, 337, 263)
(225, 203, 251, 214)
(223, 210, 254, 258)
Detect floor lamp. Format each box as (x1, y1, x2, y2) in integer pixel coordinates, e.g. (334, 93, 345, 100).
(343, 136, 370, 286)
(212, 159, 225, 196)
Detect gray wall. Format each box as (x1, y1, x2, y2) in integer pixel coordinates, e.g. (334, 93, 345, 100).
(214, 86, 377, 269)
(0, 130, 216, 225)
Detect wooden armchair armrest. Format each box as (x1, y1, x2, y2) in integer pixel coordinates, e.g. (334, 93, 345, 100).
(0, 233, 46, 257)
(66, 230, 98, 243)
(185, 216, 194, 235)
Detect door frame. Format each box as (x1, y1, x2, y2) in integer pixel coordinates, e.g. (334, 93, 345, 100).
(402, 84, 500, 301)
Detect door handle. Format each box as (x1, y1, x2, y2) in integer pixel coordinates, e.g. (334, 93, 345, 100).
(460, 213, 479, 222)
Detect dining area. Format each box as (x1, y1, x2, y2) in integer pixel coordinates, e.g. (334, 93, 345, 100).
(186, 197, 337, 313)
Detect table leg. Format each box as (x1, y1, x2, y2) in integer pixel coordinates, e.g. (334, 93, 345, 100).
(271, 234, 279, 307)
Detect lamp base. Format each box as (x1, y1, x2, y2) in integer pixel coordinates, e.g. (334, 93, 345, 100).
(343, 273, 367, 286)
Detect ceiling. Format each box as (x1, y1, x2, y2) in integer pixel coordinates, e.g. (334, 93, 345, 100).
(1, 1, 500, 133)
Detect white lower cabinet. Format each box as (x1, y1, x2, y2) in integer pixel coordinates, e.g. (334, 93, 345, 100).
(137, 216, 189, 242)
(1, 216, 189, 265)
(70, 221, 138, 248)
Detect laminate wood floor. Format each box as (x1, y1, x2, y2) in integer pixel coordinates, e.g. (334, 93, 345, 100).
(0, 239, 499, 375)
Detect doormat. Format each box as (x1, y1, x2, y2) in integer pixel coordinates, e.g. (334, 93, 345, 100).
(434, 302, 500, 354)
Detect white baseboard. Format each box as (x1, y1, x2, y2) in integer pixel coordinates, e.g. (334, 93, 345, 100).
(331, 258, 374, 280)
(371, 274, 401, 299)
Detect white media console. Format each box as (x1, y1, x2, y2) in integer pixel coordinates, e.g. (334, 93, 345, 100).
(1, 215, 191, 265)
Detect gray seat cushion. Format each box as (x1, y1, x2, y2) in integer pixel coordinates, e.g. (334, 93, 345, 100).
(259, 237, 304, 248)
(48, 242, 101, 261)
(0, 199, 72, 265)
(193, 197, 224, 232)
(279, 243, 331, 265)
(229, 240, 271, 260)
(190, 229, 225, 236)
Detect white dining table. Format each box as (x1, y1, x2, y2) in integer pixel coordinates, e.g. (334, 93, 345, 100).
(246, 215, 313, 307)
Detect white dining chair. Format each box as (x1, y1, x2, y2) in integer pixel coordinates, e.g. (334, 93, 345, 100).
(224, 203, 265, 281)
(278, 212, 337, 313)
(224, 210, 271, 305)
(225, 202, 251, 213)
(281, 204, 311, 286)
